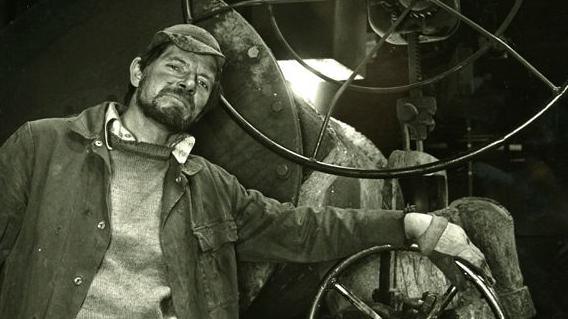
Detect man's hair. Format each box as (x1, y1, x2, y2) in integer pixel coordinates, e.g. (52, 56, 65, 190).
(123, 42, 171, 104)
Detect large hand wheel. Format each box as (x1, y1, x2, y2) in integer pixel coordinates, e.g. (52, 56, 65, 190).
(307, 245, 505, 319)
(191, 0, 568, 179)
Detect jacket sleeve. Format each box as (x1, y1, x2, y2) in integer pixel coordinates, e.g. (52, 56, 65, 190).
(0, 123, 35, 266)
(226, 172, 407, 263)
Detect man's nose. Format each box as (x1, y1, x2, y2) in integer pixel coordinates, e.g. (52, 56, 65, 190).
(177, 76, 196, 95)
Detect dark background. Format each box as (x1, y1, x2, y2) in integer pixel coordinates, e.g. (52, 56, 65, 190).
(1, 0, 567, 317)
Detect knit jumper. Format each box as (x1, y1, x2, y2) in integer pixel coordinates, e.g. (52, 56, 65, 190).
(76, 134, 177, 319)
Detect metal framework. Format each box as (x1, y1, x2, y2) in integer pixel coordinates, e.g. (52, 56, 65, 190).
(189, 0, 568, 179)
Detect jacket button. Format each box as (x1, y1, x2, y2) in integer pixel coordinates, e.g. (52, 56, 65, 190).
(97, 221, 106, 230)
(93, 140, 103, 147)
(73, 276, 83, 286)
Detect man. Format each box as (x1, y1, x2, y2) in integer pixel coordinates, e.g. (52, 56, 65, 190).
(0, 24, 488, 318)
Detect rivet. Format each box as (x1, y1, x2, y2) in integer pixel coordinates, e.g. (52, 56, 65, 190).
(97, 221, 106, 230)
(276, 164, 289, 179)
(73, 276, 83, 286)
(175, 176, 183, 183)
(247, 46, 260, 59)
(93, 140, 103, 147)
(271, 101, 283, 113)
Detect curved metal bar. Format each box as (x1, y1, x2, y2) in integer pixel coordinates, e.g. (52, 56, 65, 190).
(191, 0, 524, 95)
(183, 0, 193, 23)
(455, 260, 506, 319)
(311, 0, 418, 158)
(307, 245, 397, 319)
(429, 0, 559, 93)
(221, 84, 568, 179)
(333, 281, 385, 319)
(197, 0, 562, 180)
(435, 285, 459, 315)
(308, 245, 506, 319)
(191, 0, 331, 23)
(267, 0, 522, 94)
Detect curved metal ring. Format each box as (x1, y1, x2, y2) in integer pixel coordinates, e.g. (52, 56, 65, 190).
(221, 85, 568, 179)
(307, 245, 506, 319)
(194, 0, 566, 179)
(192, 0, 522, 94)
(266, 0, 522, 94)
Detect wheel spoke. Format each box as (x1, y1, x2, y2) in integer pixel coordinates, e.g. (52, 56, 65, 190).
(437, 285, 459, 313)
(332, 280, 385, 319)
(424, 285, 459, 319)
(308, 246, 507, 319)
(310, 0, 419, 159)
(428, 0, 559, 93)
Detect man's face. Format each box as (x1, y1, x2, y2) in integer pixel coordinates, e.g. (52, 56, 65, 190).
(133, 45, 217, 132)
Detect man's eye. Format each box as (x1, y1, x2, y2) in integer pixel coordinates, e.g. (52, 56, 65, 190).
(167, 64, 182, 72)
(198, 80, 210, 90)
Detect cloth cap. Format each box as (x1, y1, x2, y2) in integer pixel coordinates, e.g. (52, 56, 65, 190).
(148, 24, 225, 69)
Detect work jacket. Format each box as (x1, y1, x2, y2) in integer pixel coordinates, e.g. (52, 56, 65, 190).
(0, 102, 406, 319)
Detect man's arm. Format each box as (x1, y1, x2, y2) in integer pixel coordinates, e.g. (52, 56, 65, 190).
(226, 171, 486, 270)
(233, 185, 407, 263)
(0, 123, 34, 266)
(206, 160, 491, 285)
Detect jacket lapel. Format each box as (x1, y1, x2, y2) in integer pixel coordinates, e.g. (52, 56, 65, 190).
(161, 157, 204, 228)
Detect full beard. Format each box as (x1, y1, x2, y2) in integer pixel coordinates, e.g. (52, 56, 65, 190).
(136, 81, 196, 133)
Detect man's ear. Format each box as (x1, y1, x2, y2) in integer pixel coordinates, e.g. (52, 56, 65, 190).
(129, 57, 143, 87)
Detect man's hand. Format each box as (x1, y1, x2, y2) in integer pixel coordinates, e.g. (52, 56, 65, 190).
(404, 212, 494, 289)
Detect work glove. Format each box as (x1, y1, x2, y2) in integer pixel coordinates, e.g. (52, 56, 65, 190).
(411, 214, 495, 290)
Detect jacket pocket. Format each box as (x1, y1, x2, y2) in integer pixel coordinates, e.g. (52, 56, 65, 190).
(193, 220, 240, 311)
(193, 220, 238, 252)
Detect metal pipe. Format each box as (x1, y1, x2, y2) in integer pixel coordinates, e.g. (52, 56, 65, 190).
(311, 0, 418, 159)
(182, 0, 193, 23)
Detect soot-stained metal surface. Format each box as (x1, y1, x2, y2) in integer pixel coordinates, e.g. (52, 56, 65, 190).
(191, 0, 304, 203)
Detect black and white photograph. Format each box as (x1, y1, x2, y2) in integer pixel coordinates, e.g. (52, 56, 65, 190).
(0, 0, 566, 318)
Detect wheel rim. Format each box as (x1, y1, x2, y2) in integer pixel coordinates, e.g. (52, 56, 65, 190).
(307, 245, 506, 319)
(191, 0, 567, 179)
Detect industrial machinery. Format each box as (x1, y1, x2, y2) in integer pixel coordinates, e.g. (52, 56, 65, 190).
(1, 0, 566, 317)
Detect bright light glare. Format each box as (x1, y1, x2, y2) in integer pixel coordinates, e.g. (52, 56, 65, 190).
(277, 59, 364, 105)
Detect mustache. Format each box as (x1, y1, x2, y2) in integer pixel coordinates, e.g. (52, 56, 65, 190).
(157, 87, 195, 107)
